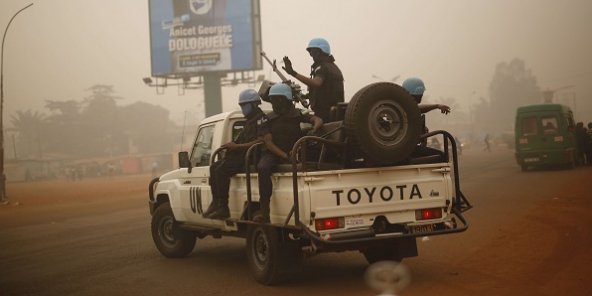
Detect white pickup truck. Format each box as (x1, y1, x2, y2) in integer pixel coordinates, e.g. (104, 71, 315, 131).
(148, 82, 471, 285)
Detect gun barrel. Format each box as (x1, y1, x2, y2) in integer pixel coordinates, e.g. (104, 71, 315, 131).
(260, 51, 310, 109)
(260, 52, 288, 82)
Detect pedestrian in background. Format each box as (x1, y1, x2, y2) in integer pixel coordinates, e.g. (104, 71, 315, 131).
(484, 134, 491, 152)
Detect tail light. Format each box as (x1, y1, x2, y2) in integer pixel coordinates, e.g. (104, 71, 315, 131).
(315, 217, 344, 231)
(415, 208, 443, 221)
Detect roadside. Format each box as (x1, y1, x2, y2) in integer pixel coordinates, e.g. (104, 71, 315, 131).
(0, 174, 152, 230)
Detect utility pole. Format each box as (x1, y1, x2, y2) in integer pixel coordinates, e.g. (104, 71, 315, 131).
(541, 85, 575, 103)
(1, 3, 34, 203)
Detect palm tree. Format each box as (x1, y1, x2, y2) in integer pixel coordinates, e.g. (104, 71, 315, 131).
(10, 110, 47, 158)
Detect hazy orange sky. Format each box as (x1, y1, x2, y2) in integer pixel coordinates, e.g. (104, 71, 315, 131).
(1, 0, 591, 126)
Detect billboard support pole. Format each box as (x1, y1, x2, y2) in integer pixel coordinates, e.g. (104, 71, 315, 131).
(203, 73, 223, 117)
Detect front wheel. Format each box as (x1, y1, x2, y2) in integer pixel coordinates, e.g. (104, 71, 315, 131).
(151, 202, 196, 258)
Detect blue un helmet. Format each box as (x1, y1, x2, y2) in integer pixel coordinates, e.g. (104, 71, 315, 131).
(306, 38, 331, 55)
(238, 89, 261, 105)
(402, 78, 425, 96)
(238, 89, 261, 117)
(268, 83, 293, 101)
(402, 77, 425, 103)
(268, 83, 294, 115)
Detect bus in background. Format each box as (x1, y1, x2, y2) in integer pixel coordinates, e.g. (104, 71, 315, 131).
(514, 104, 579, 171)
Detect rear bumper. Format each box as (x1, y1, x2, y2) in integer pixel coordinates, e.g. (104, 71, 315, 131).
(516, 148, 575, 166)
(301, 207, 468, 251)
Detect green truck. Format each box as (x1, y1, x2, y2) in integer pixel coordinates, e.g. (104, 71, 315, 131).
(514, 103, 579, 170)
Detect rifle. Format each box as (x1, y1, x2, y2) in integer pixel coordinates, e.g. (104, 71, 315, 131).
(260, 51, 309, 108)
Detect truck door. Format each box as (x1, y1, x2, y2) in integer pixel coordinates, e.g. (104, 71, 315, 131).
(179, 124, 216, 223)
(517, 115, 539, 150)
(540, 115, 561, 148)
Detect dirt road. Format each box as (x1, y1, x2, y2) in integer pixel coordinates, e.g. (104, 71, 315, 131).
(0, 148, 590, 295)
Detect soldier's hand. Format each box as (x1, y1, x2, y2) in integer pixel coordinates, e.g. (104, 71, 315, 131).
(282, 56, 297, 76)
(284, 150, 292, 160)
(222, 142, 238, 150)
(439, 104, 451, 114)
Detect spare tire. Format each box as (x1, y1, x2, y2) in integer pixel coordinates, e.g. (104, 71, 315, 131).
(344, 82, 422, 165)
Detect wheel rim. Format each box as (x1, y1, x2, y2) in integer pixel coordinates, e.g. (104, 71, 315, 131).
(253, 228, 269, 269)
(158, 216, 177, 248)
(368, 100, 407, 146)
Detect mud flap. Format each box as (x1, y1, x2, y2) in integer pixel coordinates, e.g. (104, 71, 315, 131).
(396, 237, 418, 259)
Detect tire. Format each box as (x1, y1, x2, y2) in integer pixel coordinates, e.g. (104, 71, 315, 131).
(362, 246, 403, 264)
(151, 202, 196, 258)
(246, 226, 302, 285)
(344, 82, 422, 165)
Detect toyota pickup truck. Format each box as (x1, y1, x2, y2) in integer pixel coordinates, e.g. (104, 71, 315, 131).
(148, 82, 471, 285)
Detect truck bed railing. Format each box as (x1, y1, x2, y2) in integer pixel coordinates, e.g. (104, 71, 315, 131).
(419, 130, 472, 213)
(288, 136, 347, 225)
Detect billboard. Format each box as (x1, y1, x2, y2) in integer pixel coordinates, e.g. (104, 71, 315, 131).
(148, 0, 262, 77)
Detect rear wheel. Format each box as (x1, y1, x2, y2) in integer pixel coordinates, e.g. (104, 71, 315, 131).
(151, 202, 196, 258)
(246, 226, 302, 285)
(344, 82, 422, 166)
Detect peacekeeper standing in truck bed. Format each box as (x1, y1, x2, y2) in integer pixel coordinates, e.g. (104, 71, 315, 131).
(282, 37, 344, 123)
(203, 89, 266, 220)
(254, 83, 323, 223)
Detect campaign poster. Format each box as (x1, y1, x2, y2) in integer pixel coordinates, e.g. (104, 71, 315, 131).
(149, 0, 262, 77)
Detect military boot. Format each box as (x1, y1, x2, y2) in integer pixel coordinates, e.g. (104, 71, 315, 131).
(202, 200, 219, 218)
(207, 205, 230, 220)
(253, 199, 270, 223)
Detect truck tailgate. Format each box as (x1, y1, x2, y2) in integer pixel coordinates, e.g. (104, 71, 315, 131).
(305, 163, 452, 227)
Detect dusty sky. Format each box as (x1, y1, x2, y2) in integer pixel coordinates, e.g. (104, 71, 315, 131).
(1, 0, 591, 126)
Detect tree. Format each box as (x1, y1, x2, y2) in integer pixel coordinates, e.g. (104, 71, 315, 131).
(10, 110, 47, 158)
(44, 99, 86, 156)
(120, 102, 177, 153)
(12, 85, 179, 159)
(45, 100, 80, 119)
(486, 58, 541, 131)
(80, 84, 125, 156)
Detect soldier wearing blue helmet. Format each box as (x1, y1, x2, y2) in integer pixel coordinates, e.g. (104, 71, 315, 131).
(402, 77, 450, 114)
(282, 38, 344, 123)
(204, 89, 266, 219)
(253, 83, 323, 223)
(402, 77, 451, 160)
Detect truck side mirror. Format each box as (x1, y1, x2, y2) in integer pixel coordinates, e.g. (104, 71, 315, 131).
(178, 152, 192, 173)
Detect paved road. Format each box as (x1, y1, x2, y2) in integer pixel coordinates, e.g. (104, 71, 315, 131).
(0, 148, 590, 295)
